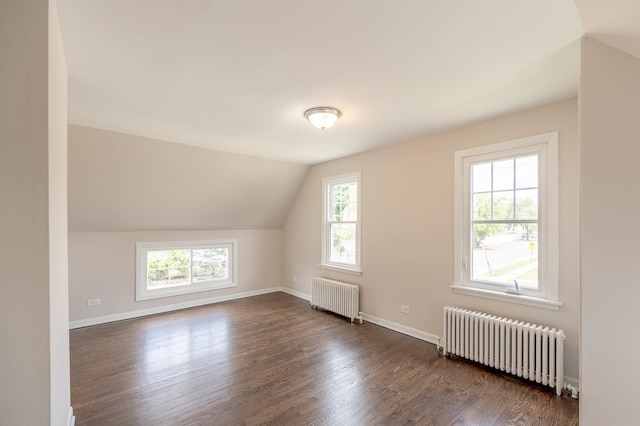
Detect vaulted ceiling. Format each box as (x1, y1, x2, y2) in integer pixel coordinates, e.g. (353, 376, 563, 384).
(57, 1, 640, 165)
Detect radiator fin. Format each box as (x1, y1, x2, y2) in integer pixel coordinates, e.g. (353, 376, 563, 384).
(443, 306, 565, 396)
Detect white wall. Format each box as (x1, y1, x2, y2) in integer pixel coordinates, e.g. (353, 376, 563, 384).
(580, 37, 640, 424)
(69, 230, 283, 323)
(283, 98, 581, 380)
(0, 0, 70, 424)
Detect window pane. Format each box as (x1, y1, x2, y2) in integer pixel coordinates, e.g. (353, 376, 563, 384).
(147, 249, 193, 288)
(322, 172, 360, 271)
(331, 195, 343, 222)
(148, 250, 170, 269)
(349, 181, 358, 203)
(472, 163, 491, 193)
(515, 189, 538, 220)
(147, 250, 191, 289)
(344, 199, 357, 222)
(515, 155, 538, 189)
(148, 268, 169, 288)
(492, 191, 513, 220)
(211, 248, 229, 280)
(493, 159, 514, 191)
(192, 265, 212, 282)
(137, 240, 237, 301)
(192, 248, 211, 266)
(471, 223, 538, 289)
(472, 193, 491, 220)
(192, 247, 229, 281)
(330, 222, 356, 265)
(168, 250, 190, 267)
(169, 267, 190, 285)
(332, 182, 357, 222)
(331, 184, 345, 221)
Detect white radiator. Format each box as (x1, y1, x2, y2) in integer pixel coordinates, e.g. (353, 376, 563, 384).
(311, 277, 362, 323)
(442, 306, 565, 396)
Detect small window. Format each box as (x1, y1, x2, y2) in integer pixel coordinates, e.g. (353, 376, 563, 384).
(136, 240, 237, 301)
(454, 133, 560, 309)
(321, 172, 362, 274)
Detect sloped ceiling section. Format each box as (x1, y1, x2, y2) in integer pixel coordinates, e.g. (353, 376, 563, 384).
(575, 0, 640, 60)
(68, 125, 309, 231)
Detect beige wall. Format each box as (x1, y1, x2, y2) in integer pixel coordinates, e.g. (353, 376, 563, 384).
(580, 38, 640, 424)
(283, 98, 580, 380)
(69, 230, 283, 323)
(68, 125, 309, 232)
(49, 0, 71, 424)
(0, 0, 70, 424)
(67, 125, 308, 325)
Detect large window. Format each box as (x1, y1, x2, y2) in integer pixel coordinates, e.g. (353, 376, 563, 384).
(321, 172, 362, 274)
(136, 240, 237, 301)
(453, 133, 560, 310)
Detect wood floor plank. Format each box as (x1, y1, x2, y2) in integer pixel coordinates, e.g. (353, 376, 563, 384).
(71, 292, 578, 425)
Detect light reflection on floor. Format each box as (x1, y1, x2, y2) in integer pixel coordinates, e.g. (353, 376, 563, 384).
(140, 312, 230, 374)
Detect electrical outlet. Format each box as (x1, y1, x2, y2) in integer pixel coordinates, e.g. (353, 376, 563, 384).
(401, 305, 410, 314)
(87, 298, 101, 307)
(292, 276, 298, 283)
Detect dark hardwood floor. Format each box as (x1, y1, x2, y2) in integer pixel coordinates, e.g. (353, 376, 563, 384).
(70, 292, 578, 425)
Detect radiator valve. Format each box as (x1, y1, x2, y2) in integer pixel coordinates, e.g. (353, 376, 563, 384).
(563, 383, 579, 399)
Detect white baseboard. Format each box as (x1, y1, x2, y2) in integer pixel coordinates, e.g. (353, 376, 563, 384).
(361, 313, 441, 345)
(68, 406, 75, 426)
(69, 287, 282, 329)
(279, 286, 311, 301)
(280, 287, 440, 345)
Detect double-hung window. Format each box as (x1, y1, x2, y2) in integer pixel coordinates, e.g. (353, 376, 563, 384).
(453, 132, 560, 310)
(321, 172, 362, 274)
(136, 240, 238, 301)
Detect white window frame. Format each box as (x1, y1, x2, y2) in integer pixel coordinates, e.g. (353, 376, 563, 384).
(321, 171, 362, 275)
(453, 132, 561, 310)
(136, 239, 238, 301)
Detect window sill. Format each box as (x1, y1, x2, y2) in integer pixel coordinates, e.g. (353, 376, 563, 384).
(137, 282, 237, 302)
(451, 285, 562, 311)
(319, 264, 363, 276)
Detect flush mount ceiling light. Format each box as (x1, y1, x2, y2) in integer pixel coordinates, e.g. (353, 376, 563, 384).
(304, 107, 341, 130)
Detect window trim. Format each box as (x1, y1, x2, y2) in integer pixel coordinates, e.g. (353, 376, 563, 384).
(321, 171, 362, 275)
(453, 132, 560, 309)
(136, 239, 238, 301)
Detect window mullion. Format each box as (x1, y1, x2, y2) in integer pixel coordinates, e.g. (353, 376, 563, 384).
(490, 162, 494, 220)
(512, 158, 516, 220)
(189, 249, 193, 284)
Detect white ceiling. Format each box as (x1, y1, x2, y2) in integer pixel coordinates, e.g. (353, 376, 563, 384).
(55, 1, 634, 165)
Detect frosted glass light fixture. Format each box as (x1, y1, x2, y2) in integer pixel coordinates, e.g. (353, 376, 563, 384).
(304, 107, 341, 130)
